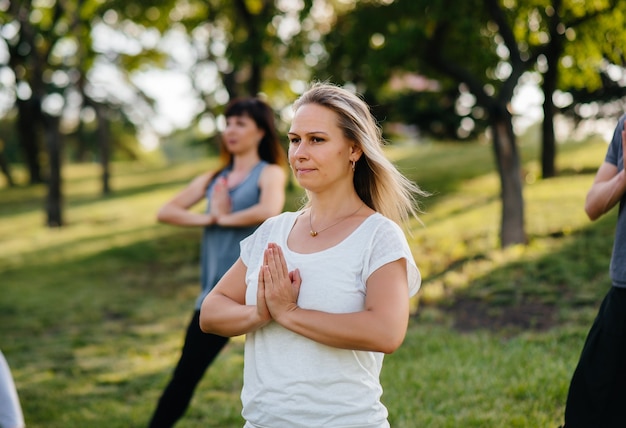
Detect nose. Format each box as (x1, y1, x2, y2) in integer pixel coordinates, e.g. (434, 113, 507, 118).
(290, 142, 309, 160)
(289, 148, 306, 169)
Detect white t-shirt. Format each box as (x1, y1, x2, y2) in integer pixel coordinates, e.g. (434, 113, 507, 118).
(239, 211, 421, 428)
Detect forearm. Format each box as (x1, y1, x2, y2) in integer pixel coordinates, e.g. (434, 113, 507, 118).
(585, 169, 626, 220)
(199, 293, 269, 336)
(276, 308, 408, 354)
(157, 205, 214, 227)
(216, 205, 278, 227)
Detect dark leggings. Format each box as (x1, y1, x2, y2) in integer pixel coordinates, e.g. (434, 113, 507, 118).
(564, 287, 626, 428)
(148, 310, 229, 428)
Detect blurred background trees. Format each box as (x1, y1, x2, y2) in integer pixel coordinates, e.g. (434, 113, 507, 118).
(2, 0, 626, 246)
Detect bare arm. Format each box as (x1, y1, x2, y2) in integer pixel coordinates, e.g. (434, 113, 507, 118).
(585, 163, 626, 221)
(157, 172, 216, 226)
(586, 122, 626, 221)
(263, 245, 411, 354)
(216, 164, 287, 227)
(158, 164, 286, 227)
(199, 258, 271, 336)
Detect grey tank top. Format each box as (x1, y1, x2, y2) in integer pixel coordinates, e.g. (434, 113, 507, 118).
(196, 161, 268, 309)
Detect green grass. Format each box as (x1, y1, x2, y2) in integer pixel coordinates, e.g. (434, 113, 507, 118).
(0, 135, 612, 427)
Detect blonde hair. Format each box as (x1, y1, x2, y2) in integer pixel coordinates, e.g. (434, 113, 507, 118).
(293, 82, 428, 226)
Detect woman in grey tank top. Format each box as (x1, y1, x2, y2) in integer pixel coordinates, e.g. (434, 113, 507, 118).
(148, 98, 287, 427)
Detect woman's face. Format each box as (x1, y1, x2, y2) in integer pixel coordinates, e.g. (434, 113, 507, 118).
(223, 114, 265, 155)
(288, 103, 359, 192)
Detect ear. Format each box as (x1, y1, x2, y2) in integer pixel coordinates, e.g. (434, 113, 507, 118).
(256, 127, 266, 142)
(350, 144, 363, 163)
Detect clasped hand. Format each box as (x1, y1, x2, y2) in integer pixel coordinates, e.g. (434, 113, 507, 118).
(209, 177, 232, 221)
(257, 242, 301, 324)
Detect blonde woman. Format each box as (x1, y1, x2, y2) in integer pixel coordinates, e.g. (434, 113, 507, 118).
(200, 83, 427, 427)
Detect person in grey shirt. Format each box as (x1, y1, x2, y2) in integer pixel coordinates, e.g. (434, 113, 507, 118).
(562, 114, 626, 427)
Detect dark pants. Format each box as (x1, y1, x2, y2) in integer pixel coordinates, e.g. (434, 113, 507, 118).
(148, 310, 229, 428)
(564, 287, 626, 428)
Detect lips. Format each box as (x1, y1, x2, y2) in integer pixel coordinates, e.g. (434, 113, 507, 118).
(296, 167, 315, 174)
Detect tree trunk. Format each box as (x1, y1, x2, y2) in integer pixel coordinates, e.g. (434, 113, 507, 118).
(249, 62, 262, 96)
(74, 124, 90, 162)
(490, 105, 526, 247)
(44, 115, 63, 227)
(540, 46, 561, 178)
(16, 98, 44, 184)
(541, 83, 556, 179)
(95, 104, 111, 195)
(222, 71, 238, 99)
(541, 0, 563, 179)
(9, 1, 44, 185)
(0, 144, 15, 187)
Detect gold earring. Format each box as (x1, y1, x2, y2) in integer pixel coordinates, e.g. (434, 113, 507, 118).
(351, 160, 356, 171)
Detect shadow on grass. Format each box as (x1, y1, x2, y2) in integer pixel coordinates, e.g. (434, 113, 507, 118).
(0, 182, 46, 216)
(422, 214, 615, 334)
(0, 161, 214, 218)
(396, 137, 603, 210)
(1, 224, 248, 427)
(394, 142, 501, 201)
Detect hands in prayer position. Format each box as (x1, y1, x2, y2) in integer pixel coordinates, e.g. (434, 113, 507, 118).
(257, 243, 301, 324)
(209, 177, 232, 221)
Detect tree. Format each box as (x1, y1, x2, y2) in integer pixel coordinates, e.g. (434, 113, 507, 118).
(5, 0, 45, 186)
(4, 0, 67, 225)
(318, 0, 626, 245)
(1, 0, 326, 227)
(515, 0, 624, 178)
(0, 0, 172, 224)
(318, 0, 548, 247)
(153, 0, 315, 116)
(0, 139, 14, 187)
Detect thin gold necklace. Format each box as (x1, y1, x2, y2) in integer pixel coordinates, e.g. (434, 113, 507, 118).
(309, 203, 364, 237)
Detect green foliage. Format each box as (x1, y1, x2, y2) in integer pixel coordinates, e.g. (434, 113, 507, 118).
(316, 0, 626, 141)
(503, 0, 626, 92)
(315, 0, 501, 140)
(153, 0, 315, 100)
(0, 136, 612, 427)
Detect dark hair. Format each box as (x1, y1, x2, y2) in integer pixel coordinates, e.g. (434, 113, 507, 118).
(217, 98, 287, 168)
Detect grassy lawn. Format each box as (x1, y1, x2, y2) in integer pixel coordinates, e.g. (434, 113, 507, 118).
(0, 134, 613, 427)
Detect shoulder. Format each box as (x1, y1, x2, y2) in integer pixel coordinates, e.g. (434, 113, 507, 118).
(366, 213, 406, 237)
(191, 171, 217, 187)
(260, 163, 286, 179)
(241, 211, 300, 254)
(249, 211, 298, 234)
(607, 119, 625, 164)
(361, 213, 413, 256)
(610, 115, 626, 144)
(182, 171, 217, 196)
(258, 163, 287, 187)
(261, 211, 300, 229)
(359, 213, 420, 295)
(349, 213, 411, 255)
